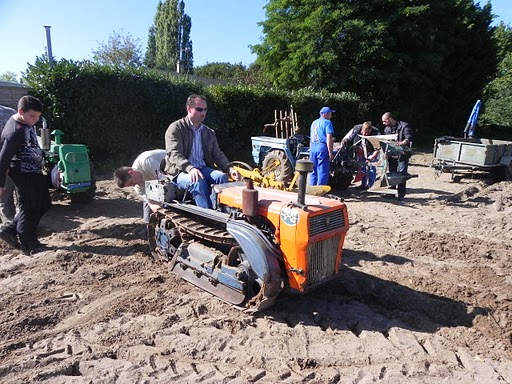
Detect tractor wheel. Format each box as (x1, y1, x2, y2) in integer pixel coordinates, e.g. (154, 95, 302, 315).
(69, 162, 97, 204)
(261, 150, 293, 183)
(329, 168, 353, 190)
(69, 189, 94, 204)
(228, 160, 255, 172)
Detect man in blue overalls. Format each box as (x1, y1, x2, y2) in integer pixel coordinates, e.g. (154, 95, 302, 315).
(309, 106, 335, 185)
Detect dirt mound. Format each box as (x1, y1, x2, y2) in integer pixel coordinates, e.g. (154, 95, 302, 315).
(0, 153, 511, 383)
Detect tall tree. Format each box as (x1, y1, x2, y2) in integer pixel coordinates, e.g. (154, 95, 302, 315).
(147, 0, 194, 72)
(481, 53, 512, 127)
(92, 30, 143, 68)
(177, 1, 193, 73)
(252, 0, 496, 136)
(492, 22, 512, 64)
(144, 26, 157, 68)
(481, 22, 512, 127)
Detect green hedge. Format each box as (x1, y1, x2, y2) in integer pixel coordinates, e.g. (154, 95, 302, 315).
(24, 59, 359, 165)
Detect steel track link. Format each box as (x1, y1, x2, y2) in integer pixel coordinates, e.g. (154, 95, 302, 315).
(158, 202, 237, 246)
(170, 213, 236, 245)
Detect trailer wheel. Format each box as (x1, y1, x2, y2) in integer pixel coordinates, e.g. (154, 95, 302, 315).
(496, 162, 512, 181)
(261, 150, 293, 183)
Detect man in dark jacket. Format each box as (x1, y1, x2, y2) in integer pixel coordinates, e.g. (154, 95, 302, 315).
(382, 112, 413, 200)
(0, 96, 51, 255)
(164, 94, 239, 209)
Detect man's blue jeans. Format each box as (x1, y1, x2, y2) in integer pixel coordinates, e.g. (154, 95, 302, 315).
(175, 166, 228, 209)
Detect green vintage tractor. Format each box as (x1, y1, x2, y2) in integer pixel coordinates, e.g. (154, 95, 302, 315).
(38, 118, 96, 203)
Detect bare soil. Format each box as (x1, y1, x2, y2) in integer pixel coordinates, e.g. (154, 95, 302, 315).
(0, 152, 511, 383)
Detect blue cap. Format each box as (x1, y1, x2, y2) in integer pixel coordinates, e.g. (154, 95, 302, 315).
(320, 106, 335, 115)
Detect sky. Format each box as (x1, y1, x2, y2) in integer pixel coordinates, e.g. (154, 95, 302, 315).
(0, 0, 511, 78)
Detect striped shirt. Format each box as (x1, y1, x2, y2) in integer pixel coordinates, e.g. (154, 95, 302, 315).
(188, 122, 206, 169)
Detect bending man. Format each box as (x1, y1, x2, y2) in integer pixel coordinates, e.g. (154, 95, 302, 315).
(114, 149, 166, 223)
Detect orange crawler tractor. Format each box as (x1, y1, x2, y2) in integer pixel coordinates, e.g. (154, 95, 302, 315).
(146, 160, 349, 312)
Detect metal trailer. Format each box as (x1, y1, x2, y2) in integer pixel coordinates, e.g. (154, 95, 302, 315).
(432, 137, 512, 181)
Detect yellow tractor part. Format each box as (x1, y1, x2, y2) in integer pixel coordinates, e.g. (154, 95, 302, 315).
(231, 161, 331, 196)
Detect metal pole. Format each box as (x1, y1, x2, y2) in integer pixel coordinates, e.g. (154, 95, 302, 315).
(43, 25, 54, 67)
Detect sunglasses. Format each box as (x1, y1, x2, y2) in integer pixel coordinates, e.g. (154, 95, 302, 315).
(193, 107, 207, 112)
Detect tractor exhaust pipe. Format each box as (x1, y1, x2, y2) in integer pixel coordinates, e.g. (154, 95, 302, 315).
(40, 117, 51, 151)
(242, 178, 258, 217)
(295, 160, 313, 206)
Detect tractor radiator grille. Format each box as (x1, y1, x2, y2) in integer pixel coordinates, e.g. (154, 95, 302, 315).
(309, 209, 345, 237)
(307, 235, 341, 285)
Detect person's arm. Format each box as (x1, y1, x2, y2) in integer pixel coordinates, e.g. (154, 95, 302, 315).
(0, 127, 23, 189)
(368, 149, 380, 162)
(209, 134, 240, 180)
(207, 130, 230, 172)
(399, 123, 413, 147)
(327, 133, 334, 161)
(340, 128, 355, 147)
(165, 120, 194, 173)
(366, 130, 380, 161)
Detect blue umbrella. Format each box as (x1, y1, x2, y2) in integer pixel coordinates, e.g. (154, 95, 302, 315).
(463, 99, 481, 138)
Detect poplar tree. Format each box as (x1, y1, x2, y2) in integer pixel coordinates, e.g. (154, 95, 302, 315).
(145, 0, 193, 72)
(144, 26, 157, 68)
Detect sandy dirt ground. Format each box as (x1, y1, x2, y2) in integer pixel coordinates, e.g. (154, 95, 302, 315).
(0, 152, 511, 383)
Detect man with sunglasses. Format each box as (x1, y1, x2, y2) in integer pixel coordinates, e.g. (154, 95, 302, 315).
(163, 94, 239, 209)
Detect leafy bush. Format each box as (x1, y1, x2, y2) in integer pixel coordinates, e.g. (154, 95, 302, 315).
(23, 59, 359, 164)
